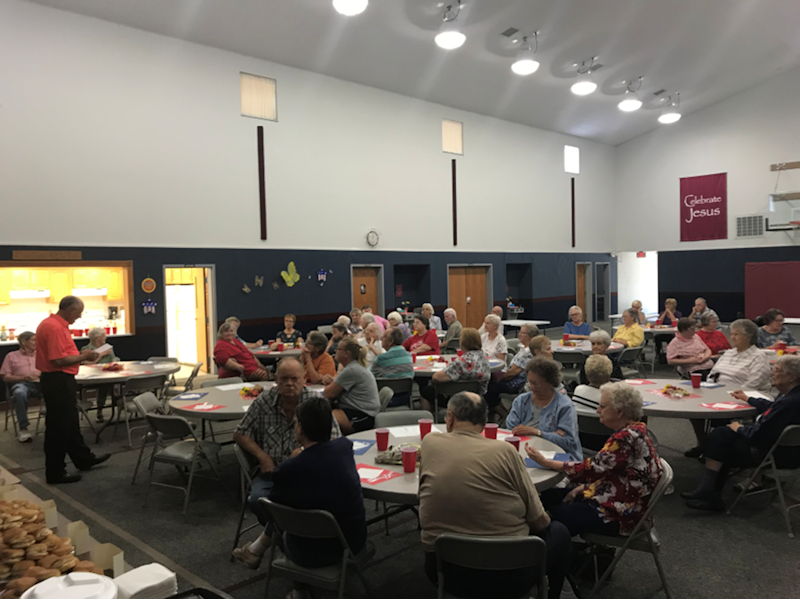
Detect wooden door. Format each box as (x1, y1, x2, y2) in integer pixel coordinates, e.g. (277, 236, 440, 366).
(352, 267, 379, 314)
(576, 264, 586, 315)
(192, 268, 209, 373)
(448, 267, 488, 329)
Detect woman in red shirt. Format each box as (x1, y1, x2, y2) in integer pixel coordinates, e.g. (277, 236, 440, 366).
(214, 322, 269, 380)
(402, 315, 440, 355)
(696, 314, 731, 358)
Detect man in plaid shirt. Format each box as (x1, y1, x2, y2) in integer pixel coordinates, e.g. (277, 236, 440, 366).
(232, 358, 341, 568)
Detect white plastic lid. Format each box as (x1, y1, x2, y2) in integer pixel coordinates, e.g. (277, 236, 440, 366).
(21, 572, 117, 599)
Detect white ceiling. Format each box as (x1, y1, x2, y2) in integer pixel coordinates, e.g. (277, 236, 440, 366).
(28, 0, 800, 145)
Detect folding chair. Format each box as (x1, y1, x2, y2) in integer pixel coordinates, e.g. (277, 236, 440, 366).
(579, 458, 673, 598)
(553, 351, 586, 386)
(727, 424, 800, 538)
(441, 339, 460, 354)
(375, 378, 414, 410)
(231, 444, 260, 559)
(3, 382, 44, 438)
(200, 377, 243, 388)
(617, 346, 644, 379)
(143, 413, 227, 514)
(260, 498, 374, 599)
(164, 362, 204, 398)
(434, 533, 548, 599)
(112, 374, 168, 447)
(433, 380, 482, 423)
(147, 356, 179, 386)
(130, 392, 167, 485)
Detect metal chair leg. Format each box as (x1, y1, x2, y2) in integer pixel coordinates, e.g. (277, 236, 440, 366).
(131, 437, 150, 485)
(183, 459, 198, 515)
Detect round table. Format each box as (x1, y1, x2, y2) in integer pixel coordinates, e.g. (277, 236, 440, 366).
(612, 325, 678, 339)
(76, 360, 181, 384)
(347, 426, 564, 504)
(573, 378, 758, 420)
(410, 355, 505, 376)
(251, 346, 302, 359)
(550, 340, 624, 355)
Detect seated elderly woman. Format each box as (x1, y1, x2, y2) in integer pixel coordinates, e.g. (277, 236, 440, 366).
(564, 305, 591, 340)
(402, 315, 440, 355)
(485, 323, 540, 419)
(326, 323, 349, 356)
(225, 316, 263, 349)
(302, 331, 337, 384)
(579, 330, 623, 385)
(506, 357, 582, 461)
(696, 312, 730, 358)
(323, 338, 381, 434)
(420, 328, 489, 414)
(81, 327, 120, 422)
(480, 313, 507, 361)
(630, 300, 649, 325)
(358, 323, 385, 369)
(271, 314, 303, 348)
(215, 322, 270, 381)
(683, 318, 772, 459)
(349, 308, 363, 334)
(361, 305, 388, 330)
(421, 303, 442, 332)
(657, 298, 682, 327)
(574, 354, 614, 406)
(386, 311, 412, 341)
(357, 312, 383, 337)
(526, 382, 663, 537)
(666, 317, 713, 378)
(611, 309, 644, 348)
(757, 308, 798, 349)
(681, 355, 800, 511)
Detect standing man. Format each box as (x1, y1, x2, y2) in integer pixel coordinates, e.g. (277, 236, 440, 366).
(441, 308, 463, 349)
(0, 331, 40, 443)
(36, 296, 110, 484)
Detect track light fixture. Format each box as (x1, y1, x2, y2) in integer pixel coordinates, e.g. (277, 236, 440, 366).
(435, 1, 466, 50)
(571, 58, 598, 96)
(658, 93, 682, 124)
(618, 77, 643, 112)
(511, 33, 540, 75)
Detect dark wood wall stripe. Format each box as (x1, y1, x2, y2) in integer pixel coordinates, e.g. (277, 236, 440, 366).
(571, 177, 576, 248)
(451, 159, 458, 246)
(257, 126, 267, 241)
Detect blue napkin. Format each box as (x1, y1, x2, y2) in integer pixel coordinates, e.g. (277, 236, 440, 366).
(351, 440, 376, 455)
(175, 391, 208, 401)
(525, 453, 570, 469)
(642, 400, 656, 406)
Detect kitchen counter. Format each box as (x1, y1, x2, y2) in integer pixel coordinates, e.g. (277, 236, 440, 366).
(0, 333, 132, 346)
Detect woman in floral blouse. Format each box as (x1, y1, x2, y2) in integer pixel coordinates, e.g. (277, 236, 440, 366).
(526, 382, 662, 536)
(419, 328, 489, 414)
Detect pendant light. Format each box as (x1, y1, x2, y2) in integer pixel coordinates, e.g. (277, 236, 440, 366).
(435, 2, 466, 50)
(570, 58, 598, 96)
(618, 78, 643, 112)
(332, 0, 368, 16)
(511, 33, 540, 76)
(658, 93, 682, 124)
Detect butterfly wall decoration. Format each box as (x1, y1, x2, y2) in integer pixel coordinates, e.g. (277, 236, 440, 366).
(281, 262, 300, 287)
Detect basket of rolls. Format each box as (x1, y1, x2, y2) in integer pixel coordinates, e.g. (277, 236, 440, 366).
(0, 500, 105, 599)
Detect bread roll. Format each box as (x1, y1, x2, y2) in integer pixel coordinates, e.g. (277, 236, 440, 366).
(42, 535, 60, 552)
(9, 535, 34, 550)
(51, 542, 73, 557)
(1, 548, 24, 564)
(25, 543, 47, 561)
(10, 559, 35, 578)
(37, 554, 58, 570)
(52, 554, 78, 573)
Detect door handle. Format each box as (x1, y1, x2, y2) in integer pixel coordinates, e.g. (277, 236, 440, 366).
(466, 296, 471, 304)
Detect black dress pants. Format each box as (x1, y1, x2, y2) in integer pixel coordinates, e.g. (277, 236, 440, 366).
(40, 372, 96, 479)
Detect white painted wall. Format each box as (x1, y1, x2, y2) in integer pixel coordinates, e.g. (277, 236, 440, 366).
(0, 0, 616, 253)
(616, 251, 659, 316)
(615, 65, 800, 252)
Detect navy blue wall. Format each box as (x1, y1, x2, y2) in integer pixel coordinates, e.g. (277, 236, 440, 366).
(658, 246, 800, 322)
(0, 245, 617, 362)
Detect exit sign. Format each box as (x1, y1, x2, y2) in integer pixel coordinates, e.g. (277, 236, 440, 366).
(636, 251, 646, 258)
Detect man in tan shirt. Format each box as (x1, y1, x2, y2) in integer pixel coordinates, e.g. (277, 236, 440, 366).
(419, 392, 570, 598)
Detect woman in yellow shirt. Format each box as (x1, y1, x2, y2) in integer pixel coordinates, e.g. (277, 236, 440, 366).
(612, 310, 645, 347)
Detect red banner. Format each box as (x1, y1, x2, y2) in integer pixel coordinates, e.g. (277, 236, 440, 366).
(679, 173, 727, 242)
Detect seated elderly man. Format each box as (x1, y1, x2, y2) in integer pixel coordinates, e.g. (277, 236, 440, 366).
(81, 327, 121, 423)
(757, 308, 798, 349)
(527, 382, 662, 537)
(611, 309, 644, 348)
(419, 391, 571, 599)
(485, 322, 540, 419)
(666, 317, 713, 378)
(421, 303, 442, 332)
(232, 358, 341, 568)
(371, 327, 413, 407)
(564, 305, 591, 340)
(441, 308, 463, 350)
(301, 331, 337, 384)
(681, 355, 800, 511)
(689, 297, 719, 326)
(579, 330, 623, 384)
(0, 331, 41, 443)
(214, 322, 270, 381)
(478, 306, 505, 335)
(357, 312, 383, 338)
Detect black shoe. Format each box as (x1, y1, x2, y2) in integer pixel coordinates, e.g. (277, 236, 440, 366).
(686, 497, 725, 512)
(680, 489, 703, 500)
(96, 414, 105, 423)
(47, 472, 82, 484)
(77, 454, 111, 471)
(684, 446, 703, 458)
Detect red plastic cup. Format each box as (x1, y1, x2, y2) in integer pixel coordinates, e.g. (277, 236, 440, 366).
(277, 342, 285, 352)
(505, 436, 521, 450)
(656, 319, 662, 326)
(375, 428, 390, 451)
(419, 419, 433, 439)
(691, 372, 702, 388)
(401, 447, 418, 473)
(104, 327, 111, 334)
(456, 349, 463, 357)
(484, 423, 499, 439)
(776, 341, 788, 350)
(112, 327, 117, 334)
(562, 333, 569, 342)
(412, 353, 417, 363)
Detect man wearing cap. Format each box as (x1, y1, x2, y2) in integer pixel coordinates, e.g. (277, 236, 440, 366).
(36, 296, 110, 484)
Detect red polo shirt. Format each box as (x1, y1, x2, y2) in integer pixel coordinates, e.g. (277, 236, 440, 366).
(36, 314, 79, 375)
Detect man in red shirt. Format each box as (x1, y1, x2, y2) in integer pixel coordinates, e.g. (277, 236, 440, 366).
(36, 296, 110, 484)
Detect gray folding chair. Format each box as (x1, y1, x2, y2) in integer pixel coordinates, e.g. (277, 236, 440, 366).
(377, 387, 395, 412)
(374, 410, 433, 429)
(433, 380, 482, 422)
(580, 458, 673, 598)
(201, 377, 243, 388)
(617, 346, 644, 379)
(147, 356, 179, 386)
(231, 444, 260, 559)
(130, 392, 167, 485)
(553, 351, 586, 386)
(727, 424, 800, 538)
(375, 378, 414, 410)
(260, 498, 374, 599)
(434, 533, 548, 599)
(143, 413, 226, 514)
(164, 362, 204, 398)
(3, 382, 44, 438)
(441, 339, 460, 354)
(317, 325, 333, 336)
(109, 374, 167, 446)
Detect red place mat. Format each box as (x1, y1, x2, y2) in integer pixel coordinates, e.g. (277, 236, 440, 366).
(182, 403, 225, 411)
(700, 402, 751, 411)
(645, 388, 701, 400)
(355, 464, 403, 485)
(625, 379, 655, 385)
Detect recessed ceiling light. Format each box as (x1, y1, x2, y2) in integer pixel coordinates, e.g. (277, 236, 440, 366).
(332, 0, 368, 16)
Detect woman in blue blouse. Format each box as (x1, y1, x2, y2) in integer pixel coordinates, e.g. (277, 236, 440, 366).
(564, 305, 592, 340)
(506, 356, 582, 461)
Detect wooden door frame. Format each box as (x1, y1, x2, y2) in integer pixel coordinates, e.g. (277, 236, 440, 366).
(594, 262, 610, 322)
(349, 264, 385, 315)
(446, 263, 493, 316)
(162, 264, 217, 374)
(575, 262, 593, 323)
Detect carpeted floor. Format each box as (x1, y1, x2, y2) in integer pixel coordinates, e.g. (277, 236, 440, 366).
(2, 340, 799, 598)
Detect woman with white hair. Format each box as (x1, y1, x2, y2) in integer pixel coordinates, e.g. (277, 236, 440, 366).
(564, 306, 591, 340)
(481, 313, 507, 361)
(81, 327, 120, 422)
(630, 300, 648, 325)
(421, 303, 442, 332)
(527, 382, 662, 536)
(357, 323, 385, 369)
(386, 311, 412, 341)
(579, 330, 623, 384)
